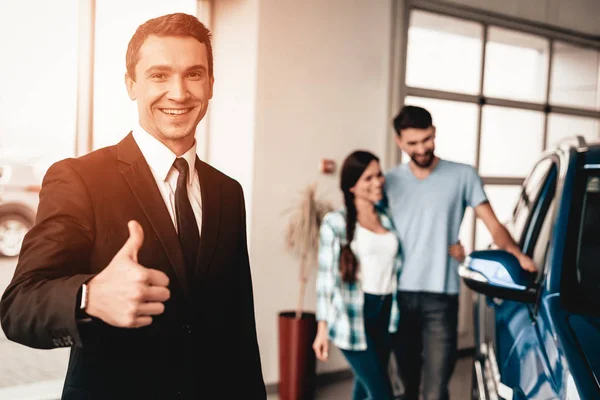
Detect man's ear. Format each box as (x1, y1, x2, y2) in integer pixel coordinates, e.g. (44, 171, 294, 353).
(208, 75, 215, 99)
(125, 73, 136, 100)
(431, 125, 436, 139)
(394, 135, 403, 150)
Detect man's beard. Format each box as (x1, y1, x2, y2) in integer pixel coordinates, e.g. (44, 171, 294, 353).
(410, 150, 435, 168)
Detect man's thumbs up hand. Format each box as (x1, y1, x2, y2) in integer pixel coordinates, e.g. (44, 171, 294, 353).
(119, 220, 144, 263)
(85, 221, 170, 328)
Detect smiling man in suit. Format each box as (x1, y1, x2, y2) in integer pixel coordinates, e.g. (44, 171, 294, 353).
(0, 13, 266, 400)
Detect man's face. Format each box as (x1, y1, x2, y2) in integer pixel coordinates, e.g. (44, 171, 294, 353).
(395, 126, 436, 168)
(125, 35, 214, 146)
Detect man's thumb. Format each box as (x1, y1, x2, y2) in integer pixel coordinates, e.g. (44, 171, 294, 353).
(121, 220, 144, 262)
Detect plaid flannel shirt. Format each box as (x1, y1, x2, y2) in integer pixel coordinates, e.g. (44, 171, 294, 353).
(315, 209, 402, 351)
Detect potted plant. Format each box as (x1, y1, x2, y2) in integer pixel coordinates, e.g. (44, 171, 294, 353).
(279, 183, 333, 400)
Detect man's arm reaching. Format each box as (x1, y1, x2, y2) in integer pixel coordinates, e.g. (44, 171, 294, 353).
(475, 202, 537, 273)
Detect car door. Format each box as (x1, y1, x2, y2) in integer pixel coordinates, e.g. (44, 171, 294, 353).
(476, 157, 560, 399)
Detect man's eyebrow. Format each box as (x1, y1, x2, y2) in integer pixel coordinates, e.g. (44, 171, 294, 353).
(407, 134, 433, 145)
(185, 65, 207, 72)
(144, 65, 207, 75)
(145, 65, 172, 75)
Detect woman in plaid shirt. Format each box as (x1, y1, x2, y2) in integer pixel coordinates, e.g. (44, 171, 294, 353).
(312, 150, 401, 399)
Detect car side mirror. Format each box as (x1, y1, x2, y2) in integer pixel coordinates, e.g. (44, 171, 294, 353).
(458, 250, 537, 303)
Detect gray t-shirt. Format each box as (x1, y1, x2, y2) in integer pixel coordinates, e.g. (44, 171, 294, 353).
(385, 159, 487, 294)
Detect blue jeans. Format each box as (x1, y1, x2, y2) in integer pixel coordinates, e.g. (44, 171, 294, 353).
(341, 293, 395, 400)
(392, 291, 459, 400)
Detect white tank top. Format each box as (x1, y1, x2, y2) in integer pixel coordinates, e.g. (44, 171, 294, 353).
(350, 224, 399, 295)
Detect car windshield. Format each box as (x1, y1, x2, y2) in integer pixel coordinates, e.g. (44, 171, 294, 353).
(576, 174, 600, 303)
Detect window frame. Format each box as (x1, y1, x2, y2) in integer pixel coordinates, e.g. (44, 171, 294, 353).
(511, 157, 558, 250)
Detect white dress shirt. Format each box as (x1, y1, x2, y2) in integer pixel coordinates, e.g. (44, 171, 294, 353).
(132, 125, 202, 236)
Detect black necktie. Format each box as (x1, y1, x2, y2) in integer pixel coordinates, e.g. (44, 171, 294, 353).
(173, 158, 200, 278)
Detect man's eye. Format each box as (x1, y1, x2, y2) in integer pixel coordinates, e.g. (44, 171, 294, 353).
(151, 73, 166, 79)
(188, 71, 203, 79)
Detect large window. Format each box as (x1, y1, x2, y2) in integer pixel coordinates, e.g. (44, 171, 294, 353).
(0, 1, 80, 394)
(0, 0, 79, 171)
(403, 8, 600, 250)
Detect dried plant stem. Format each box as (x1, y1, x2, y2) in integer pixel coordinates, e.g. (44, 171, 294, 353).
(295, 254, 308, 319)
(283, 183, 332, 320)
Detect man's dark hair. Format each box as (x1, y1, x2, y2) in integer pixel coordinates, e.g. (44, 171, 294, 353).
(392, 105, 433, 136)
(126, 13, 213, 80)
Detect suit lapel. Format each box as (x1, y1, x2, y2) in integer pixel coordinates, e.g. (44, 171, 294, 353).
(194, 157, 221, 281)
(117, 133, 191, 300)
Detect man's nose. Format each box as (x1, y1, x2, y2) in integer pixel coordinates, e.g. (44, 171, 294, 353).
(167, 78, 190, 102)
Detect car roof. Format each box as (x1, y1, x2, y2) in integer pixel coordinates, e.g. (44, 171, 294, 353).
(583, 143, 600, 165)
(550, 137, 600, 166)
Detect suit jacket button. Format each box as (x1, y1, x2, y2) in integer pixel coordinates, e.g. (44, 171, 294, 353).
(182, 324, 192, 334)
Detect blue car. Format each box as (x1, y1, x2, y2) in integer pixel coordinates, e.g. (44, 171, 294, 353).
(460, 136, 600, 400)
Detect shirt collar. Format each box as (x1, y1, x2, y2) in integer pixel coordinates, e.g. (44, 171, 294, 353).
(132, 123, 197, 185)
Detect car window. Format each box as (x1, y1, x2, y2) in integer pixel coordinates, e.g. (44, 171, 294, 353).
(510, 158, 555, 245)
(532, 201, 556, 274)
(576, 175, 600, 301)
(523, 166, 557, 258)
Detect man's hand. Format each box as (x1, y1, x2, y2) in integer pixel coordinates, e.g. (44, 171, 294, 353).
(475, 202, 538, 273)
(448, 241, 466, 263)
(515, 252, 537, 273)
(85, 221, 170, 328)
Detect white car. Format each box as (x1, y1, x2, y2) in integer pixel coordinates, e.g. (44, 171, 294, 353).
(0, 162, 40, 257)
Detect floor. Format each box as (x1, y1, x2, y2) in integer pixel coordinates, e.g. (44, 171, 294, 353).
(267, 356, 472, 400)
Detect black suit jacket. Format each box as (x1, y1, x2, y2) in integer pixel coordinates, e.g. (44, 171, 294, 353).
(0, 133, 266, 400)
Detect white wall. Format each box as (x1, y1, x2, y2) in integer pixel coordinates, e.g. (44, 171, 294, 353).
(208, 0, 260, 236)
(209, 0, 395, 385)
(441, 0, 600, 36)
(251, 0, 394, 384)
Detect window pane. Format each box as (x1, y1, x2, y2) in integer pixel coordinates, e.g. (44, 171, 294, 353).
(402, 97, 479, 166)
(0, 0, 79, 391)
(532, 200, 555, 270)
(93, 0, 198, 150)
(479, 106, 544, 177)
(508, 159, 555, 246)
(475, 185, 522, 249)
(546, 114, 600, 149)
(0, 0, 78, 167)
(550, 42, 600, 111)
(406, 11, 483, 95)
(484, 27, 549, 103)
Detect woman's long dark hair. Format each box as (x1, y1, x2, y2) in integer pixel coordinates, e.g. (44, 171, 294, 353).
(339, 150, 379, 283)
